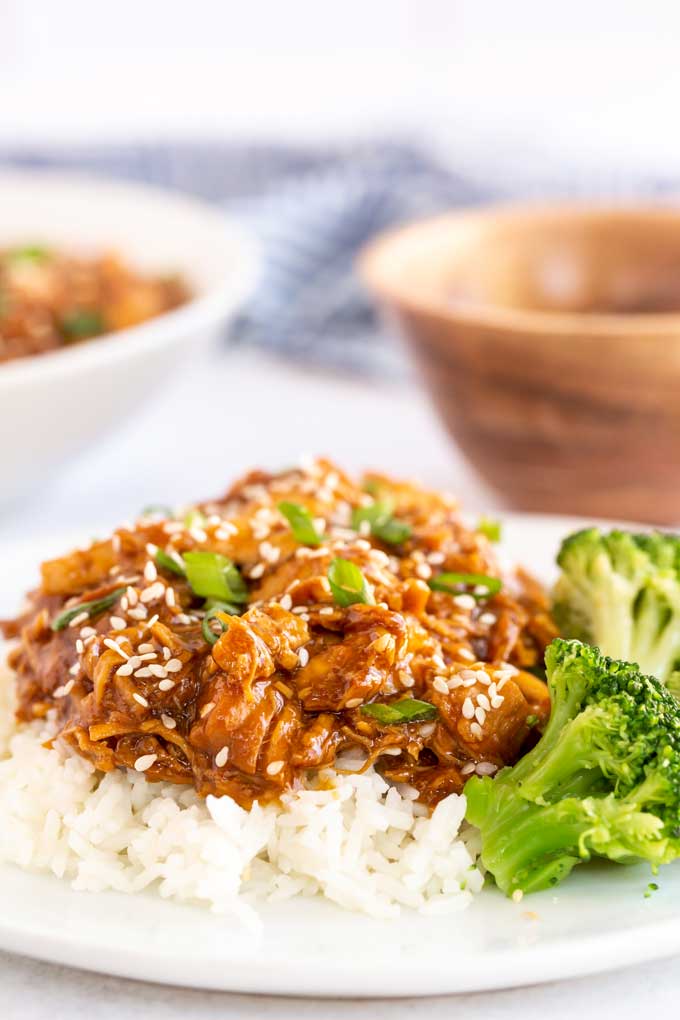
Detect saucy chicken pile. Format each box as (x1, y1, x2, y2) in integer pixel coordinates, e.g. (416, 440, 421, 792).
(3, 461, 557, 808)
(0, 244, 189, 363)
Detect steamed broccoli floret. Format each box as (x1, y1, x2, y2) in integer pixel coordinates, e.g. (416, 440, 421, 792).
(464, 639, 680, 897)
(553, 528, 680, 687)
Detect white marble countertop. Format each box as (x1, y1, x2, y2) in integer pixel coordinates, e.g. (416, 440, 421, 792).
(2, 346, 679, 1017)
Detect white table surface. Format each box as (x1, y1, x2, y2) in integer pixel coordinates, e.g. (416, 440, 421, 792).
(2, 344, 679, 1017)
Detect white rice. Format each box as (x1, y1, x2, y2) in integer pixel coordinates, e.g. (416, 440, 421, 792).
(0, 659, 483, 927)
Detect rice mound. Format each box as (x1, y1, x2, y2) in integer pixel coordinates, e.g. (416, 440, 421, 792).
(0, 660, 483, 927)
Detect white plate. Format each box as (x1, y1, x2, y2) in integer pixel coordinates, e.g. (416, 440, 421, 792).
(0, 515, 678, 997)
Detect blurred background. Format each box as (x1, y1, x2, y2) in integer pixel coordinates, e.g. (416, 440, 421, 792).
(2, 0, 679, 541)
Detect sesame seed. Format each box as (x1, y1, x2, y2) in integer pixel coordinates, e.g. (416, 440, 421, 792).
(134, 754, 157, 772)
(475, 706, 487, 725)
(166, 658, 183, 673)
(116, 663, 134, 676)
(355, 539, 371, 551)
(381, 747, 401, 756)
(415, 563, 432, 580)
(358, 520, 371, 537)
(148, 664, 167, 678)
(433, 677, 449, 695)
(266, 760, 284, 776)
(345, 697, 363, 708)
(133, 693, 149, 708)
(140, 582, 165, 604)
(158, 679, 175, 692)
(53, 679, 75, 698)
(419, 722, 436, 738)
(137, 652, 157, 662)
(144, 561, 158, 582)
(259, 541, 280, 564)
(138, 643, 154, 653)
(147, 614, 159, 628)
(318, 606, 334, 616)
(462, 697, 475, 720)
(200, 701, 215, 717)
(162, 646, 171, 661)
(456, 648, 476, 662)
(401, 675, 415, 688)
(126, 587, 138, 607)
(477, 693, 491, 711)
(479, 612, 497, 626)
(79, 626, 96, 639)
(490, 694, 505, 709)
(447, 677, 463, 690)
(431, 654, 446, 670)
(68, 663, 80, 676)
(161, 713, 176, 730)
(428, 551, 445, 565)
(75, 639, 84, 654)
(145, 543, 158, 556)
(476, 761, 498, 776)
(470, 721, 483, 739)
(279, 593, 293, 611)
(103, 638, 129, 659)
(110, 616, 127, 631)
(452, 594, 476, 611)
(249, 563, 265, 579)
(475, 670, 491, 686)
(128, 606, 148, 621)
(134, 667, 153, 679)
(127, 656, 142, 670)
(459, 669, 477, 680)
(298, 647, 310, 667)
(68, 611, 89, 628)
(215, 746, 229, 768)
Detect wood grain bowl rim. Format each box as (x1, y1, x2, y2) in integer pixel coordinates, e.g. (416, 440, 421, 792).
(359, 201, 680, 338)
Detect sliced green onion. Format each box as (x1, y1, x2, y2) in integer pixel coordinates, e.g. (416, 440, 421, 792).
(141, 504, 173, 519)
(351, 501, 412, 546)
(428, 572, 502, 599)
(278, 501, 323, 546)
(60, 309, 105, 340)
(51, 586, 127, 632)
(6, 245, 51, 264)
(154, 549, 186, 577)
(360, 698, 438, 724)
(184, 508, 207, 531)
(201, 604, 237, 645)
(183, 551, 248, 604)
(477, 516, 502, 543)
(327, 558, 375, 607)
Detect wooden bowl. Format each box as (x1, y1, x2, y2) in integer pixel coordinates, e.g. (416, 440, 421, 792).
(360, 204, 680, 524)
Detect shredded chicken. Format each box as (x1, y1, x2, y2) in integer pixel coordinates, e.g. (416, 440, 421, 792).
(2, 460, 557, 808)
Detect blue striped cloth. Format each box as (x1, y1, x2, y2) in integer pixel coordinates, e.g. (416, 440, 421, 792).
(2, 141, 678, 376)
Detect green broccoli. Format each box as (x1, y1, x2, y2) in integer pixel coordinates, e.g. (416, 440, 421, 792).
(553, 528, 680, 687)
(464, 639, 680, 897)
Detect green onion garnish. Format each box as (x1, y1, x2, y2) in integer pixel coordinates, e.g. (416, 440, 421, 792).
(360, 698, 438, 724)
(327, 558, 375, 607)
(51, 586, 127, 632)
(6, 245, 51, 264)
(155, 549, 186, 577)
(201, 604, 238, 645)
(184, 508, 207, 531)
(525, 714, 539, 729)
(183, 551, 248, 604)
(60, 309, 105, 340)
(428, 572, 502, 599)
(351, 501, 412, 546)
(141, 504, 173, 519)
(477, 516, 502, 543)
(278, 501, 323, 547)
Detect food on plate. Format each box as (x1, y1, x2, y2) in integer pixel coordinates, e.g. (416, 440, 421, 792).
(0, 459, 556, 919)
(0, 244, 189, 363)
(3, 460, 555, 808)
(466, 638, 680, 897)
(553, 528, 680, 689)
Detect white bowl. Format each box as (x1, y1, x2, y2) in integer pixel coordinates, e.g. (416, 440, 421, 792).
(0, 171, 257, 508)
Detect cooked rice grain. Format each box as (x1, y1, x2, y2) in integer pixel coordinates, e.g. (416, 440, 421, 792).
(0, 659, 482, 927)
